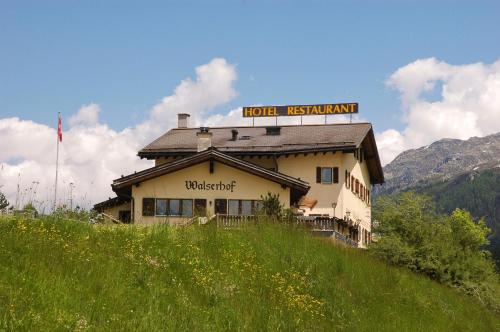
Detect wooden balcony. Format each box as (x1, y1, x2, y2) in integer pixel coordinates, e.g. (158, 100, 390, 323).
(214, 214, 359, 248)
(296, 216, 359, 248)
(215, 214, 257, 228)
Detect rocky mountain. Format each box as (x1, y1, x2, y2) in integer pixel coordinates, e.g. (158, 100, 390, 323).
(378, 132, 500, 195)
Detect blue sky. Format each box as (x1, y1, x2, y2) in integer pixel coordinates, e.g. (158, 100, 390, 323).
(1, 0, 500, 207)
(1, 0, 499, 132)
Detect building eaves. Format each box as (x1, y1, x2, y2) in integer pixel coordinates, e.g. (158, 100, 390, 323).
(113, 148, 311, 194)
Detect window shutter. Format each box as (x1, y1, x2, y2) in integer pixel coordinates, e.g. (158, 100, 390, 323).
(333, 167, 339, 183)
(316, 167, 321, 183)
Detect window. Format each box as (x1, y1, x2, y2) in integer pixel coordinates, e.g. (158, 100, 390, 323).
(322, 168, 333, 183)
(254, 200, 263, 214)
(354, 148, 364, 162)
(142, 198, 155, 216)
(194, 199, 207, 216)
(222, 199, 260, 215)
(241, 200, 253, 216)
(316, 167, 339, 184)
(355, 180, 360, 195)
(153, 198, 193, 217)
(181, 199, 193, 217)
(169, 199, 180, 215)
(215, 199, 227, 214)
(156, 199, 168, 216)
(228, 200, 239, 215)
(345, 170, 350, 189)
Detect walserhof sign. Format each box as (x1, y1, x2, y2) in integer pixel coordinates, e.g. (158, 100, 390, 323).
(242, 103, 358, 117)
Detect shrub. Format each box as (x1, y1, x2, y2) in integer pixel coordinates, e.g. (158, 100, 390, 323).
(371, 192, 499, 310)
(258, 192, 284, 220)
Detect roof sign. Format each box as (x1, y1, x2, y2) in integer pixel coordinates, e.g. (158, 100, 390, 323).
(243, 103, 358, 118)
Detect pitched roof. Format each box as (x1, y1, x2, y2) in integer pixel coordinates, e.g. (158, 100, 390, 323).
(93, 196, 130, 211)
(139, 123, 371, 156)
(112, 148, 311, 195)
(138, 123, 384, 184)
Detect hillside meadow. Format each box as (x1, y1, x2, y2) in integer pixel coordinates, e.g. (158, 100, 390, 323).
(0, 215, 499, 331)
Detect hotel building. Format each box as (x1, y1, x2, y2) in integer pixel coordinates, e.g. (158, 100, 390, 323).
(95, 113, 384, 247)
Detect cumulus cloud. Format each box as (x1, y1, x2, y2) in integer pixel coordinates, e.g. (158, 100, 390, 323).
(0, 58, 239, 211)
(377, 58, 500, 165)
(141, 58, 238, 139)
(68, 103, 101, 127)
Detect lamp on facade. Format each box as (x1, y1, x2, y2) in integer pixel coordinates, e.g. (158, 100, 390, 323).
(331, 202, 337, 218)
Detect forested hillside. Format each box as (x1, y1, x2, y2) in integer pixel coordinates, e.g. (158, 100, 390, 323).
(412, 168, 500, 264)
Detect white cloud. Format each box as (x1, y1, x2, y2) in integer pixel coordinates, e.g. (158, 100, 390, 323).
(0, 58, 239, 211)
(68, 103, 101, 127)
(377, 58, 500, 165)
(143, 58, 238, 139)
(375, 129, 405, 167)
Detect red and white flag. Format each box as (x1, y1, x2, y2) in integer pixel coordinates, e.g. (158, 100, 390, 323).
(57, 113, 63, 142)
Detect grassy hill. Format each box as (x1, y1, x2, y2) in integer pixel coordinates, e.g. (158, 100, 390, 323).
(1, 216, 499, 331)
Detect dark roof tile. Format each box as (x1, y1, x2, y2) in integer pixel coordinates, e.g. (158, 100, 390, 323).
(139, 123, 372, 155)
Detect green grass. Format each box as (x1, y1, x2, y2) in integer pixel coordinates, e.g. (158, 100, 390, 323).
(0, 216, 499, 331)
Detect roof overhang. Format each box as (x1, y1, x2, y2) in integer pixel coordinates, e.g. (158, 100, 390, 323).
(361, 127, 384, 184)
(138, 144, 358, 159)
(113, 148, 311, 196)
(93, 196, 130, 212)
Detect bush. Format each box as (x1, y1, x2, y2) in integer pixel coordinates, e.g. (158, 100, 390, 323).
(258, 192, 285, 220)
(371, 192, 499, 310)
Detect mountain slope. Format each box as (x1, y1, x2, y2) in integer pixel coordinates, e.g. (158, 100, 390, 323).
(413, 168, 500, 264)
(380, 132, 500, 195)
(1, 216, 499, 331)
(377, 133, 500, 264)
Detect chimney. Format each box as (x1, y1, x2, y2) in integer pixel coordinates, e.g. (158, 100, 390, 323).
(197, 127, 212, 152)
(231, 129, 238, 141)
(265, 126, 281, 136)
(177, 113, 190, 128)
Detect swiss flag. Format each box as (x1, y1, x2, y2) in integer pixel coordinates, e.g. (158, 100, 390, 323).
(57, 113, 63, 142)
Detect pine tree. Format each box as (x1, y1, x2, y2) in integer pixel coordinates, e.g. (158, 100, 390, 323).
(0, 192, 8, 210)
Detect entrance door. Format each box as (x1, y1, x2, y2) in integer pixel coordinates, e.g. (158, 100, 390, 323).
(194, 199, 207, 216)
(119, 210, 131, 224)
(214, 199, 227, 215)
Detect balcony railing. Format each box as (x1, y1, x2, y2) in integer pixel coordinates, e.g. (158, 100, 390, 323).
(296, 216, 358, 248)
(214, 214, 359, 248)
(215, 214, 257, 228)
(333, 231, 358, 248)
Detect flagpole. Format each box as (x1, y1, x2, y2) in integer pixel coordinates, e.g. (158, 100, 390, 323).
(53, 112, 60, 212)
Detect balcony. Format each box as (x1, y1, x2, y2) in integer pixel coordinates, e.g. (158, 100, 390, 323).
(213, 214, 359, 248)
